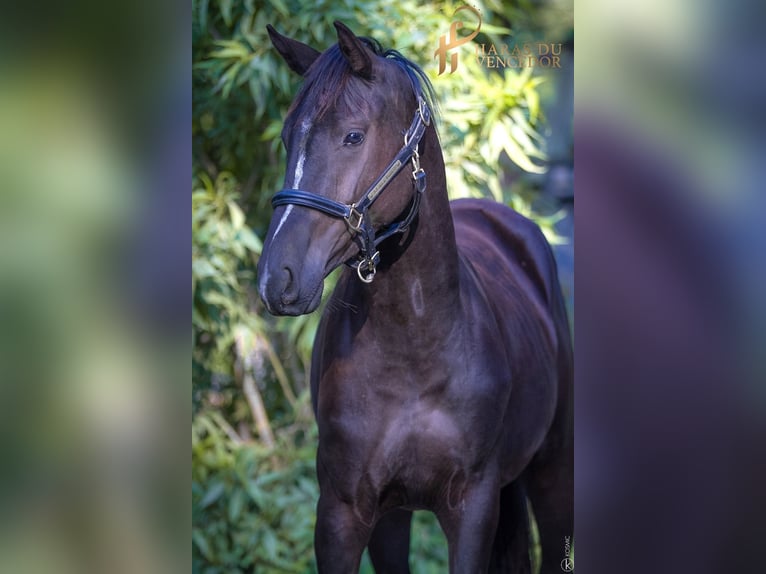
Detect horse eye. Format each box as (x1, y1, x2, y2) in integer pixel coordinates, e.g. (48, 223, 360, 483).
(343, 131, 365, 146)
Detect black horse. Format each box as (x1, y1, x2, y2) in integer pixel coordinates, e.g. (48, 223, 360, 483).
(257, 22, 573, 574)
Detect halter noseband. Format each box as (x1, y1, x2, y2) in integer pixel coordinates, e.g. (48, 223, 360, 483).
(271, 84, 431, 283)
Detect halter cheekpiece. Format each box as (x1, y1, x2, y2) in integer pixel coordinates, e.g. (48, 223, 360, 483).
(271, 69, 431, 283)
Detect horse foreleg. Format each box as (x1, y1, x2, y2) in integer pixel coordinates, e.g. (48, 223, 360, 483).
(368, 508, 413, 574)
(437, 478, 501, 574)
(314, 488, 373, 574)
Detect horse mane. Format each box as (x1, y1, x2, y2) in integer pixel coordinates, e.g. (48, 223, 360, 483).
(288, 37, 439, 127)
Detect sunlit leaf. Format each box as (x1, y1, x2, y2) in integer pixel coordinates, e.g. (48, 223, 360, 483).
(237, 227, 263, 254)
(227, 200, 245, 229)
(210, 44, 250, 60)
(503, 133, 547, 174)
(193, 259, 217, 279)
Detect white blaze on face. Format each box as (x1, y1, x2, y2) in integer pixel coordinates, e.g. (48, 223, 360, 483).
(292, 117, 312, 188)
(259, 117, 313, 298)
(271, 204, 294, 242)
(271, 117, 312, 243)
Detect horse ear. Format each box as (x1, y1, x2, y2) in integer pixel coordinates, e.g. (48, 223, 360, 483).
(334, 21, 373, 80)
(266, 25, 320, 76)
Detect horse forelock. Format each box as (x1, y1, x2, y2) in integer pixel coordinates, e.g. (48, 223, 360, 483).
(286, 43, 373, 125)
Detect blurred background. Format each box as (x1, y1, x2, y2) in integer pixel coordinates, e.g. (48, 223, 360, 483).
(192, 0, 572, 572)
(0, 1, 189, 573)
(576, 0, 766, 572)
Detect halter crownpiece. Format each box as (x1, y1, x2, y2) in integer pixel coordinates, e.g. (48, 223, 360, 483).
(271, 72, 431, 283)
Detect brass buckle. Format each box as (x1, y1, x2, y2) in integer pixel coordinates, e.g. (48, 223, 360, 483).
(345, 204, 364, 234)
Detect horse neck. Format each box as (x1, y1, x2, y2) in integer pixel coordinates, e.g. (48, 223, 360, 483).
(362, 125, 461, 338)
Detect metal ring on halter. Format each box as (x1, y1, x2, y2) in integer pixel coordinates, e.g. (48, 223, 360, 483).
(357, 256, 378, 283)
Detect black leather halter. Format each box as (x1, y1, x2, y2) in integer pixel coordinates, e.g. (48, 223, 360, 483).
(271, 79, 431, 283)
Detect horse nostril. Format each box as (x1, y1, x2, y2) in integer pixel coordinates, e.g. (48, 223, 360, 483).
(281, 266, 299, 305)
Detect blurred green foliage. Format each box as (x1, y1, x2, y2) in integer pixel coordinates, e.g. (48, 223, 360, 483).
(192, 0, 570, 571)
(192, 411, 318, 573)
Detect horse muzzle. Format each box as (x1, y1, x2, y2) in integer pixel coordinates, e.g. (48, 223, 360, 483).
(257, 251, 324, 316)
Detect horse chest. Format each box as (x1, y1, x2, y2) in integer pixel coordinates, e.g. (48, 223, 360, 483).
(314, 305, 514, 508)
(318, 387, 497, 509)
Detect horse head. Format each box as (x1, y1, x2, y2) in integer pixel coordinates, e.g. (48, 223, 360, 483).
(257, 22, 429, 315)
